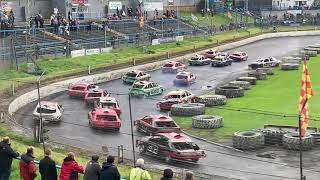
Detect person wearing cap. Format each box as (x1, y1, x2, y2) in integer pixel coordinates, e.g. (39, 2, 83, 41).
(19, 146, 37, 180)
(39, 148, 58, 180)
(59, 152, 84, 180)
(0, 136, 19, 180)
(160, 168, 173, 180)
(83, 155, 101, 180)
(99, 155, 120, 180)
(129, 158, 151, 180)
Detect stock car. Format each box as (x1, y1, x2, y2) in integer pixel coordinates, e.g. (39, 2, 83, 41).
(162, 61, 186, 73)
(68, 82, 99, 98)
(88, 108, 121, 131)
(134, 115, 181, 135)
(129, 81, 164, 97)
(211, 55, 233, 67)
(203, 49, 218, 59)
(33, 101, 63, 123)
(122, 70, 151, 84)
(229, 51, 248, 62)
(84, 89, 109, 106)
(157, 89, 195, 111)
(188, 55, 211, 66)
(173, 72, 196, 85)
(97, 97, 121, 116)
(136, 132, 206, 163)
(248, 57, 281, 69)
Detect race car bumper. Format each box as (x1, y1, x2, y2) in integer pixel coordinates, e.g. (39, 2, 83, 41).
(169, 152, 207, 159)
(173, 79, 189, 85)
(90, 121, 121, 129)
(162, 68, 177, 73)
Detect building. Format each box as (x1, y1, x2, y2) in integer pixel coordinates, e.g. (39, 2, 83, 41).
(272, 0, 314, 10)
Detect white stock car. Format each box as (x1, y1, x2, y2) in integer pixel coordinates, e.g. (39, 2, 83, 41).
(33, 101, 63, 123)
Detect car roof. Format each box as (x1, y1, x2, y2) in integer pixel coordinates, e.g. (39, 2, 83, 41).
(215, 55, 225, 59)
(231, 51, 244, 55)
(148, 115, 174, 122)
(158, 132, 192, 142)
(166, 89, 187, 96)
(38, 101, 58, 109)
(206, 49, 216, 52)
(133, 81, 152, 86)
(99, 97, 117, 103)
(88, 89, 103, 93)
(176, 72, 190, 76)
(94, 108, 118, 116)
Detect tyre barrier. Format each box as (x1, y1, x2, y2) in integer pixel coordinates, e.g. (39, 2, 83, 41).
(236, 77, 257, 85)
(248, 71, 267, 80)
(254, 129, 289, 145)
(282, 133, 313, 151)
(308, 44, 320, 49)
(232, 131, 265, 150)
(228, 81, 251, 90)
(282, 57, 302, 64)
(215, 86, 245, 98)
(310, 132, 320, 145)
(256, 68, 274, 75)
(196, 94, 227, 106)
(301, 50, 317, 57)
(280, 63, 299, 70)
(304, 47, 320, 54)
(170, 103, 205, 116)
(192, 115, 224, 129)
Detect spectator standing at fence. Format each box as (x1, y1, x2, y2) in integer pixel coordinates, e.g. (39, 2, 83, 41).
(100, 155, 120, 180)
(160, 168, 173, 180)
(38, 14, 44, 28)
(39, 148, 57, 180)
(129, 158, 151, 180)
(19, 146, 37, 180)
(184, 171, 194, 180)
(0, 136, 20, 180)
(59, 152, 84, 180)
(34, 15, 39, 28)
(83, 155, 101, 180)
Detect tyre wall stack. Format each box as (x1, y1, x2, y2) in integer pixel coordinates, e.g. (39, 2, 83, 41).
(236, 77, 257, 85)
(192, 115, 224, 129)
(282, 133, 313, 151)
(171, 103, 205, 116)
(232, 131, 265, 150)
(215, 86, 245, 98)
(228, 81, 251, 90)
(196, 95, 227, 106)
(248, 71, 267, 80)
(280, 63, 299, 70)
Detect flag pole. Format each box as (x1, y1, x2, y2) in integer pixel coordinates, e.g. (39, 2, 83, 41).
(298, 98, 307, 180)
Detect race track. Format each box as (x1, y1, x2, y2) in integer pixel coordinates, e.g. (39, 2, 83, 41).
(16, 36, 320, 179)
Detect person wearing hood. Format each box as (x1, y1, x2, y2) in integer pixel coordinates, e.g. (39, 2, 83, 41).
(83, 155, 101, 180)
(99, 155, 120, 180)
(19, 146, 37, 180)
(39, 148, 58, 180)
(59, 152, 84, 180)
(160, 169, 173, 180)
(0, 136, 20, 180)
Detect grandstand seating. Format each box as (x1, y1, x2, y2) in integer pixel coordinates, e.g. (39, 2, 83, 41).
(147, 19, 196, 36)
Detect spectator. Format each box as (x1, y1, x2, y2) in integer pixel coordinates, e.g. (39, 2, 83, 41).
(19, 146, 37, 180)
(34, 15, 39, 28)
(184, 171, 194, 180)
(39, 148, 57, 180)
(59, 152, 84, 180)
(0, 136, 19, 180)
(129, 158, 151, 180)
(100, 155, 120, 180)
(160, 168, 173, 180)
(84, 155, 101, 180)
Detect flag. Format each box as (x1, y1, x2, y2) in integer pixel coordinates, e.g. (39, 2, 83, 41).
(299, 58, 314, 137)
(227, 11, 233, 19)
(191, 13, 198, 22)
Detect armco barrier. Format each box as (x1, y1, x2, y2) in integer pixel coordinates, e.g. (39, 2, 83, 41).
(8, 30, 320, 115)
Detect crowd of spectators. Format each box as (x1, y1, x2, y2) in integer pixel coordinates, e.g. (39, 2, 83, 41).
(0, 10, 14, 30)
(0, 136, 195, 180)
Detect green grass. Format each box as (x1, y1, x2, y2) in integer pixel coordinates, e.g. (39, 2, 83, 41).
(0, 125, 163, 180)
(174, 56, 320, 144)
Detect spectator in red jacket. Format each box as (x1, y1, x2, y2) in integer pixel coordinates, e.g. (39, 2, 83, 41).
(19, 146, 37, 180)
(59, 152, 84, 180)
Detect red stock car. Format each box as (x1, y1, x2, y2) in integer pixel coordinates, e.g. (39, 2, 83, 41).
(136, 132, 206, 163)
(134, 115, 181, 135)
(203, 49, 218, 59)
(68, 82, 98, 98)
(162, 61, 186, 73)
(84, 89, 109, 106)
(97, 97, 121, 116)
(157, 89, 196, 111)
(88, 108, 121, 131)
(173, 72, 196, 85)
(228, 51, 248, 62)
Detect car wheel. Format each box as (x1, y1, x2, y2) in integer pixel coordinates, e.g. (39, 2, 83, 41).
(191, 158, 199, 163)
(138, 144, 146, 154)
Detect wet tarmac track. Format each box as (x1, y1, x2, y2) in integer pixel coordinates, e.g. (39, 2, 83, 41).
(16, 36, 320, 179)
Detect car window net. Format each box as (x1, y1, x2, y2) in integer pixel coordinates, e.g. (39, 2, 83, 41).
(173, 142, 194, 150)
(156, 121, 176, 127)
(167, 95, 181, 99)
(97, 115, 117, 121)
(176, 75, 187, 79)
(164, 64, 173, 67)
(37, 108, 56, 114)
(126, 72, 137, 77)
(72, 86, 85, 91)
(101, 103, 116, 108)
(88, 93, 102, 97)
(132, 84, 145, 88)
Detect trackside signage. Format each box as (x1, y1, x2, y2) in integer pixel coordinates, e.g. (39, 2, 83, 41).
(86, 48, 100, 55)
(71, 49, 85, 58)
(101, 47, 113, 53)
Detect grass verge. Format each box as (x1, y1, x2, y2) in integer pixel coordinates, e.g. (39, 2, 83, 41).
(0, 125, 163, 180)
(173, 56, 320, 144)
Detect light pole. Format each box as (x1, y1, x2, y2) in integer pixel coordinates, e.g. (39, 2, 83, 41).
(36, 71, 46, 154)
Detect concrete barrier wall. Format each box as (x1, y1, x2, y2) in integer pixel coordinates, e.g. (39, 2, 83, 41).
(8, 30, 320, 115)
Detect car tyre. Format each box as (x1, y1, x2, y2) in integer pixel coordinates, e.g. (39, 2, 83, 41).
(233, 131, 265, 150)
(215, 86, 245, 98)
(283, 133, 313, 151)
(170, 103, 205, 116)
(192, 115, 224, 129)
(138, 144, 146, 154)
(196, 94, 227, 106)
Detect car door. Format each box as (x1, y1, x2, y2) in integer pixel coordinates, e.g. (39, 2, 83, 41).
(140, 116, 152, 133)
(146, 136, 161, 155)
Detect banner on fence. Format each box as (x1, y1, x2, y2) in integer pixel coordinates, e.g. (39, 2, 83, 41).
(176, 36, 184, 42)
(86, 48, 100, 55)
(144, 2, 163, 11)
(109, 1, 122, 10)
(71, 49, 85, 58)
(152, 39, 160, 45)
(100, 47, 113, 53)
